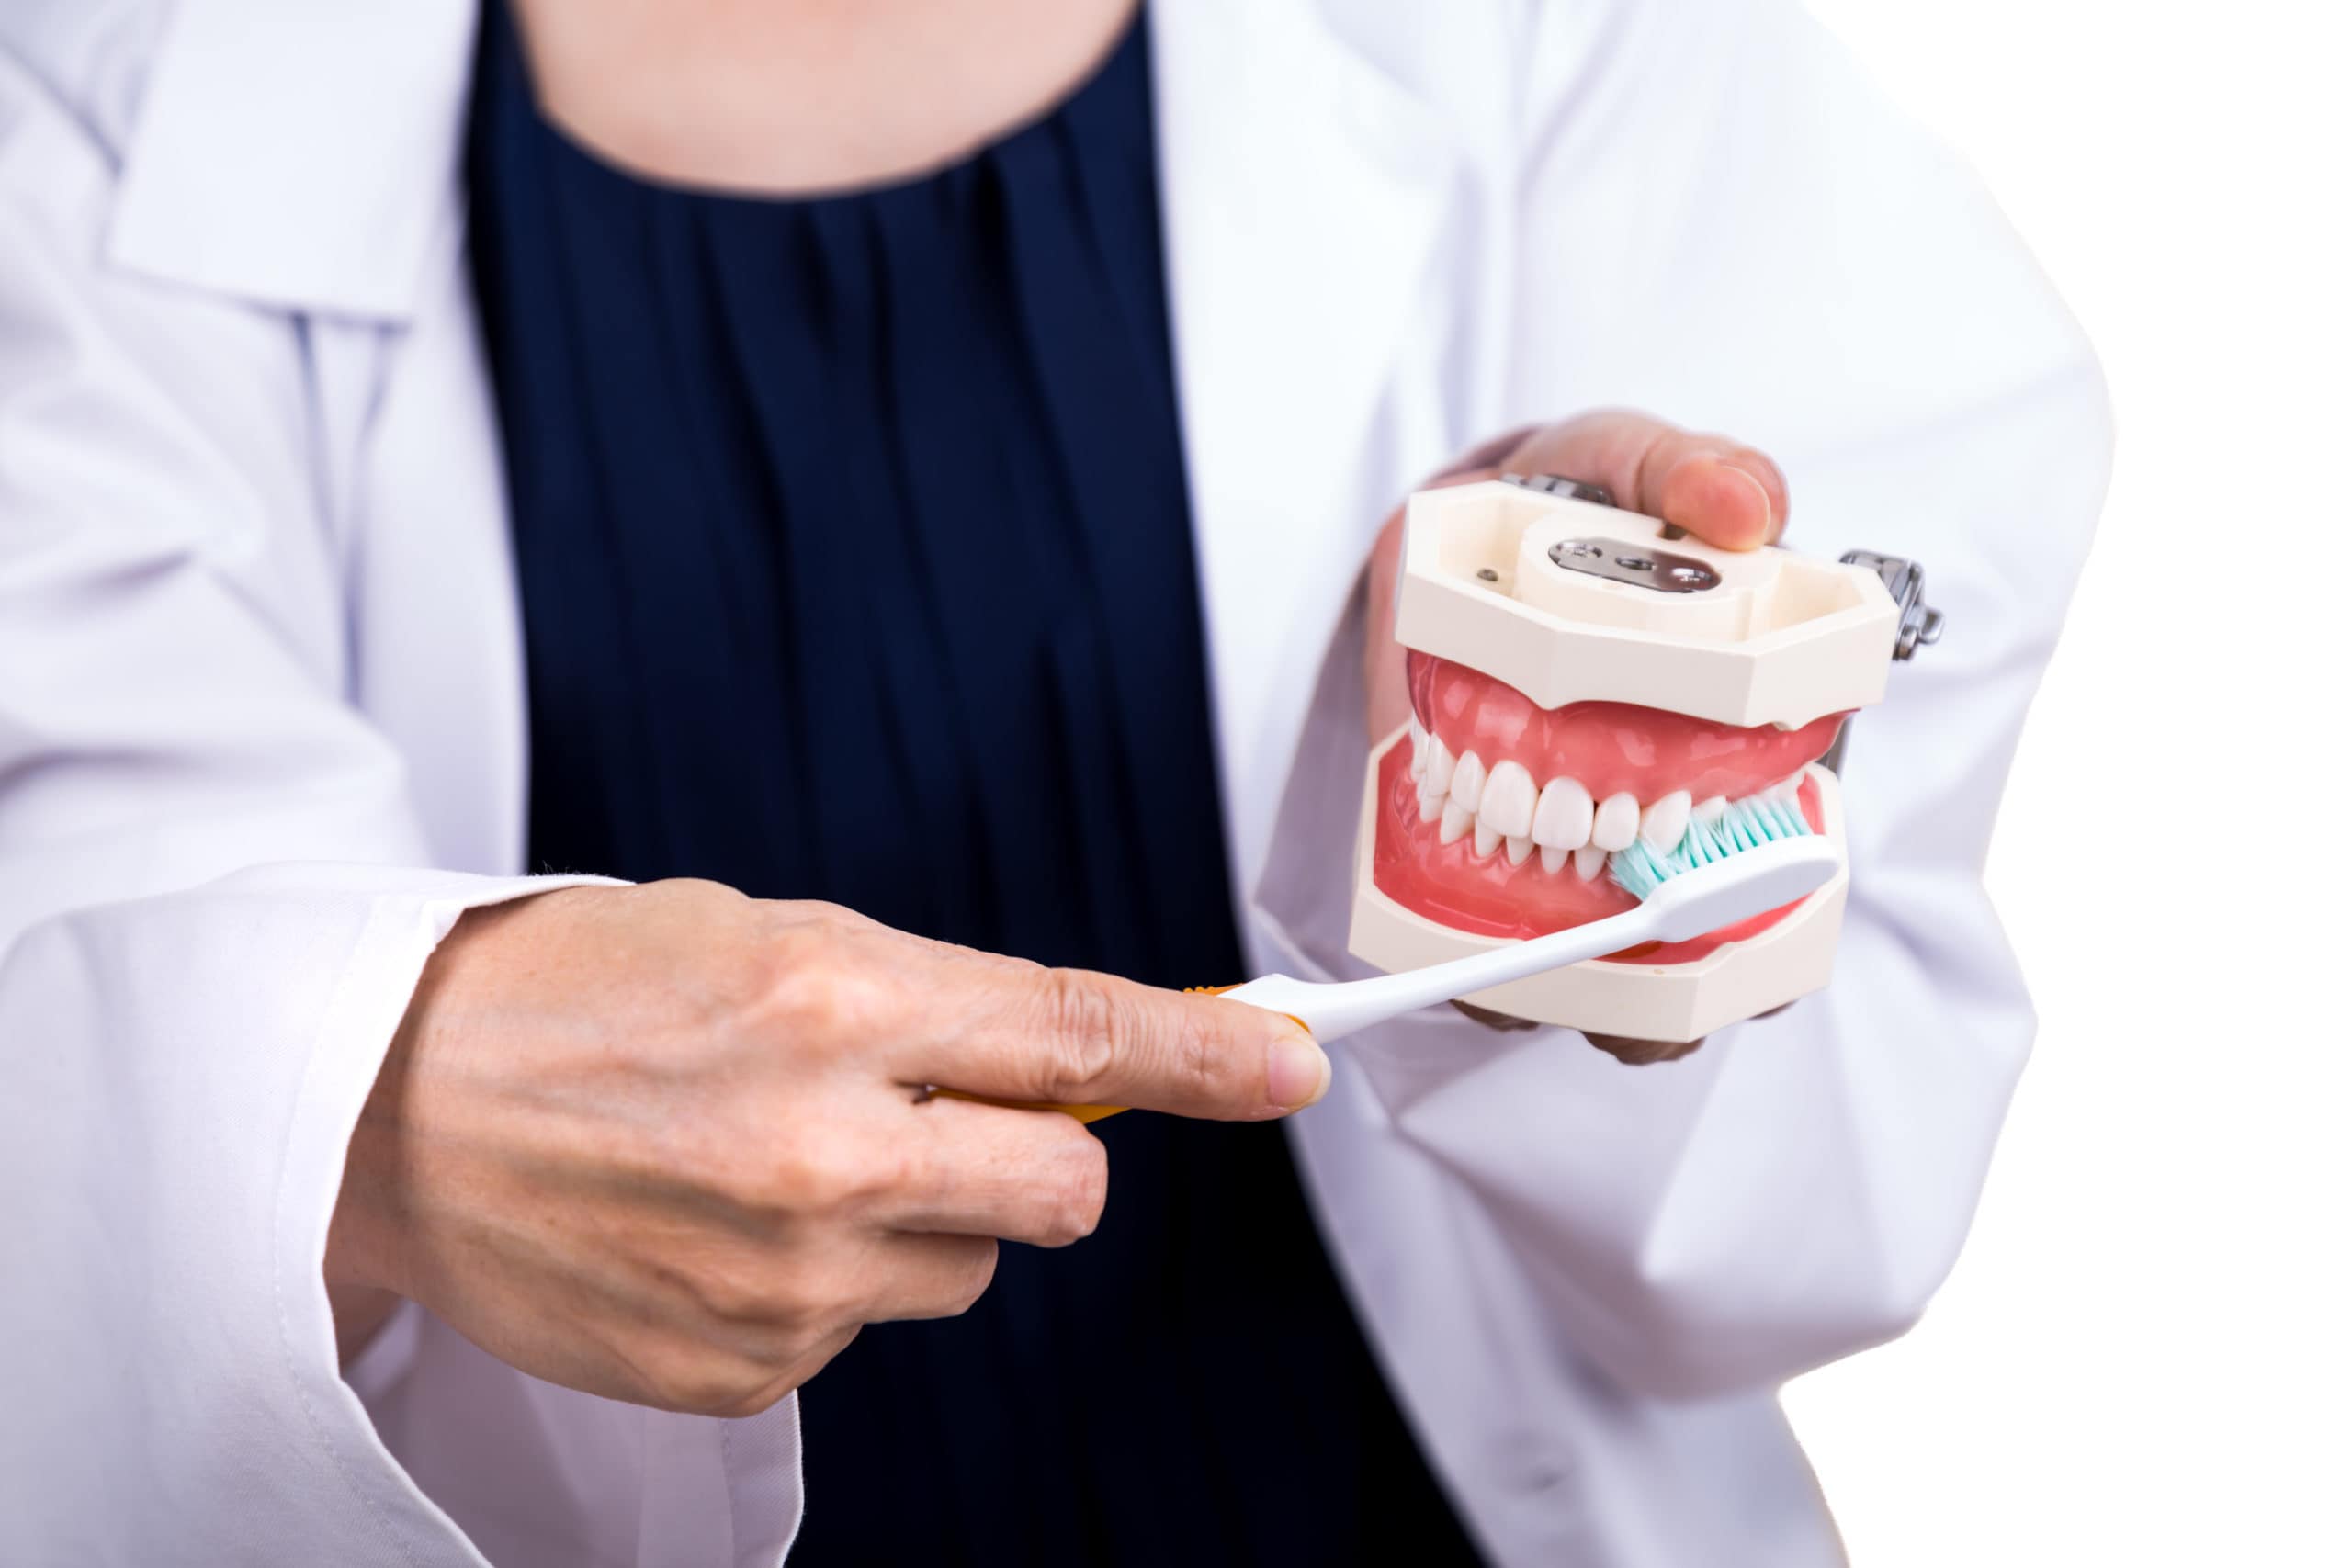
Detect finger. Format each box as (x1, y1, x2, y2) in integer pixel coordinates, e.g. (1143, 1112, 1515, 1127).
(1583, 1031, 1708, 1066)
(910, 965, 1329, 1121)
(859, 1233, 1001, 1323)
(883, 1096, 1109, 1247)
(1505, 411, 1788, 549)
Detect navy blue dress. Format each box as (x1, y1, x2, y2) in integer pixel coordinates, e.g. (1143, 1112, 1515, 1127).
(467, 9, 1480, 1562)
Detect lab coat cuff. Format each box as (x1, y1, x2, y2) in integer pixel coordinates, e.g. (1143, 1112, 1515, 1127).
(264, 870, 622, 1551)
(270, 868, 620, 1367)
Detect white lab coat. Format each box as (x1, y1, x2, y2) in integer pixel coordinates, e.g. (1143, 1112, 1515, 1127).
(0, 0, 2109, 1563)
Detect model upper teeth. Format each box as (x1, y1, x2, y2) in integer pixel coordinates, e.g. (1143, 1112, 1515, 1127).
(1422, 736, 1456, 802)
(1414, 745, 1812, 877)
(1476, 761, 1536, 839)
(1448, 750, 1487, 813)
(1531, 776, 1593, 851)
(1638, 790, 1691, 853)
(1591, 791, 1640, 852)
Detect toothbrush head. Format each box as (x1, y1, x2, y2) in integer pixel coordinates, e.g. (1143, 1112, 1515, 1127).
(1608, 793, 1816, 904)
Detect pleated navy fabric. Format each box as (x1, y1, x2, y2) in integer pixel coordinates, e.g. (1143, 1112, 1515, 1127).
(466, 8, 1481, 1562)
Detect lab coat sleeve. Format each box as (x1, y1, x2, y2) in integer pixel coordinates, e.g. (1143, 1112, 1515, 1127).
(0, 56, 798, 1567)
(1250, 0, 2110, 1401)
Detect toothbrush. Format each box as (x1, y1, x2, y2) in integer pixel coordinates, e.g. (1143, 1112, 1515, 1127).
(945, 797, 1838, 1122)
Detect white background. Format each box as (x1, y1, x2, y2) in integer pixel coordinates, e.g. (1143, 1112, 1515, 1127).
(1782, 2, 2351, 1562)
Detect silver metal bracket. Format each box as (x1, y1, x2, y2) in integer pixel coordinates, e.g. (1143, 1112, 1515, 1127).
(1839, 550, 1945, 661)
(1546, 536, 1722, 593)
(1821, 549, 1944, 774)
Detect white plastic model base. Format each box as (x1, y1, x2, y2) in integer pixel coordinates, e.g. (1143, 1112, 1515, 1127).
(1348, 755, 1849, 1043)
(1395, 479, 1898, 729)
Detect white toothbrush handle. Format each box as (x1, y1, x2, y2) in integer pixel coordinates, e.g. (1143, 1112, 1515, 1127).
(1219, 898, 1666, 1043)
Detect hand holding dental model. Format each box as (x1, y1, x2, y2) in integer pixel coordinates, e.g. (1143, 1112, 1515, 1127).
(324, 880, 1327, 1412)
(1359, 413, 1917, 1062)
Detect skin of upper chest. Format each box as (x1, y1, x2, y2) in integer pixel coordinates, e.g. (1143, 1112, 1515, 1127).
(504, 0, 1141, 196)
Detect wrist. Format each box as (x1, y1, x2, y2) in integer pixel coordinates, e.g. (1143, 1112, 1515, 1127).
(325, 1033, 413, 1362)
(325, 1022, 415, 1302)
(327, 905, 481, 1304)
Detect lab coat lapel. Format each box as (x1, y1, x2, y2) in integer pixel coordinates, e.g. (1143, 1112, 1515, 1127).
(1148, 1, 1464, 903)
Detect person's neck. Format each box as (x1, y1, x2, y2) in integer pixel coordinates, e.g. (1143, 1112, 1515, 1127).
(506, 0, 1139, 197)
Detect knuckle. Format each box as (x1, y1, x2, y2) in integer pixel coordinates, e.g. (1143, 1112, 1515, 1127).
(1041, 1144, 1108, 1248)
(769, 1125, 872, 1212)
(948, 1242, 1000, 1314)
(639, 1343, 769, 1417)
(755, 941, 891, 1055)
(1037, 970, 1123, 1093)
(679, 1254, 777, 1326)
(1167, 1009, 1227, 1100)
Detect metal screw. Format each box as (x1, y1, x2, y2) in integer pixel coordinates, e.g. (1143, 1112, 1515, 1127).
(1476, 567, 1499, 582)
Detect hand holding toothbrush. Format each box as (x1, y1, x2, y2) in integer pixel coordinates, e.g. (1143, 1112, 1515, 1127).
(327, 882, 1327, 1416)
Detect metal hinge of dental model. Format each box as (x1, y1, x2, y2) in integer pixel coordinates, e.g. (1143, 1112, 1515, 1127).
(1822, 550, 1944, 775)
(1838, 550, 1944, 662)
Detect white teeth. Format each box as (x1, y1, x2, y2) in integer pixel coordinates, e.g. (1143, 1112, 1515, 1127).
(1449, 750, 1487, 813)
(1591, 791, 1640, 852)
(1422, 737, 1455, 801)
(1639, 790, 1691, 853)
(1476, 761, 1537, 839)
(1531, 776, 1594, 850)
(1417, 759, 1793, 874)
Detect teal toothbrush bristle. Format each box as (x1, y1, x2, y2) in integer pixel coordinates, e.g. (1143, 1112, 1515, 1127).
(1607, 793, 1814, 901)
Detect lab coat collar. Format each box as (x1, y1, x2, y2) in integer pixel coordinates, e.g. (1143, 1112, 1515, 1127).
(107, 0, 479, 321)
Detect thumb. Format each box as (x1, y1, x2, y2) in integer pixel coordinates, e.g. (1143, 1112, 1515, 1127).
(1502, 411, 1789, 551)
(947, 967, 1331, 1121)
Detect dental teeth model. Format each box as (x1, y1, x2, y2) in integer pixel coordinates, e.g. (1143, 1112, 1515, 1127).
(1350, 472, 1943, 1043)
